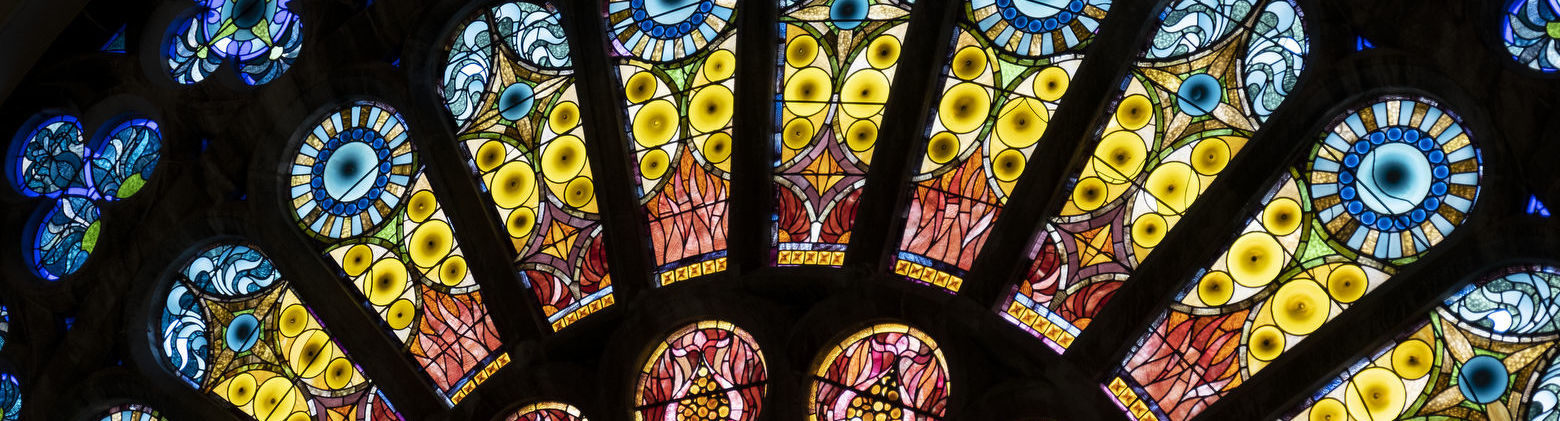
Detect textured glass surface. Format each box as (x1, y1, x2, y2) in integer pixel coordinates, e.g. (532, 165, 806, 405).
(164, 0, 303, 85)
(635, 320, 767, 421)
(1505, 0, 1560, 72)
(809, 323, 950, 420)
(505, 402, 588, 421)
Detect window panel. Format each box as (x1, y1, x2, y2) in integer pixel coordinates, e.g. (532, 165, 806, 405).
(634, 320, 767, 421)
(809, 323, 950, 420)
(895, 0, 1113, 293)
(163, 0, 302, 85)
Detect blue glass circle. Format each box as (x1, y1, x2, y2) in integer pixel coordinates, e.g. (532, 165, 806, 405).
(645, 0, 701, 25)
(1177, 74, 1222, 116)
(310, 129, 392, 218)
(1457, 355, 1509, 404)
(831, 0, 869, 29)
(322, 142, 378, 200)
(225, 313, 262, 353)
(1354, 142, 1433, 215)
(498, 83, 536, 121)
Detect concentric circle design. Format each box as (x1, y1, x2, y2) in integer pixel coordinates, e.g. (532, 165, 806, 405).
(607, 0, 735, 62)
(290, 101, 415, 239)
(1177, 73, 1222, 116)
(1308, 97, 1481, 262)
(1457, 355, 1509, 404)
(970, 0, 1112, 56)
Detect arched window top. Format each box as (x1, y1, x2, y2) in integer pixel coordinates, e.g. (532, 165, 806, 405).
(505, 401, 587, 421)
(635, 320, 767, 421)
(1504, 0, 1560, 73)
(442, 1, 575, 128)
(606, 0, 738, 63)
(156, 241, 402, 420)
(164, 0, 303, 85)
(1286, 264, 1560, 420)
(288, 101, 416, 240)
(95, 403, 168, 421)
(810, 323, 950, 420)
(968, 0, 1113, 57)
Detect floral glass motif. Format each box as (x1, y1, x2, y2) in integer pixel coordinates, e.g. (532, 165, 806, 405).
(810, 323, 950, 421)
(97, 403, 169, 421)
(894, 0, 1112, 293)
(287, 100, 508, 406)
(441, 1, 614, 332)
(773, 0, 916, 267)
(156, 242, 402, 421)
(1504, 0, 1560, 72)
(1108, 96, 1482, 421)
(9, 114, 162, 280)
(1285, 265, 1560, 421)
(606, 0, 738, 286)
(999, 0, 1308, 350)
(635, 320, 767, 421)
(165, 0, 303, 85)
(504, 401, 588, 421)
(0, 374, 16, 421)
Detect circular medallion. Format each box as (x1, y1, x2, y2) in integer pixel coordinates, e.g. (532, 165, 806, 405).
(290, 101, 415, 239)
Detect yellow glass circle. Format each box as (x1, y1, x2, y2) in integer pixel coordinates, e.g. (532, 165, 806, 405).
(783, 118, 815, 150)
(324, 357, 355, 390)
(475, 140, 507, 173)
(1248, 324, 1285, 361)
(507, 207, 536, 240)
(690, 85, 734, 133)
(785, 35, 818, 68)
(1034, 67, 1070, 102)
(1197, 271, 1234, 307)
(842, 69, 890, 118)
(342, 244, 373, 277)
(1072, 177, 1108, 211)
(407, 190, 437, 223)
(292, 330, 331, 378)
(492, 161, 537, 210)
(939, 83, 990, 134)
(1327, 264, 1369, 304)
(1263, 197, 1302, 236)
(549, 101, 580, 133)
(640, 149, 671, 180)
(1345, 367, 1406, 421)
(367, 258, 407, 306)
(279, 304, 309, 338)
(387, 299, 416, 330)
(703, 132, 732, 163)
(784, 67, 831, 116)
(542, 135, 588, 183)
(256, 376, 296, 421)
(409, 220, 454, 268)
(1115, 95, 1153, 131)
(926, 132, 960, 164)
(624, 71, 658, 103)
(227, 372, 258, 405)
(703, 49, 736, 81)
(996, 99, 1047, 149)
(1192, 137, 1231, 175)
(439, 255, 467, 287)
(951, 46, 987, 80)
(1095, 131, 1147, 182)
(564, 177, 595, 208)
(285, 412, 310, 421)
(1309, 398, 1346, 421)
(992, 149, 1026, 182)
(633, 100, 679, 148)
(1391, 339, 1433, 380)
(1229, 232, 1284, 287)
(867, 35, 901, 69)
(846, 120, 878, 152)
(1132, 213, 1168, 249)
(1145, 162, 1199, 213)
(1273, 280, 1329, 335)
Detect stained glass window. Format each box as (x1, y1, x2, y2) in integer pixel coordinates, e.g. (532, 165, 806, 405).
(635, 320, 767, 421)
(164, 0, 303, 85)
(605, 0, 738, 286)
(96, 403, 168, 421)
(1285, 265, 1560, 420)
(505, 401, 587, 421)
(285, 100, 508, 406)
(156, 242, 402, 420)
(9, 114, 162, 280)
(1504, 0, 1560, 72)
(0, 374, 16, 421)
(999, 0, 1309, 350)
(894, 0, 1113, 293)
(1108, 95, 1483, 421)
(440, 1, 614, 332)
(810, 323, 949, 420)
(773, 0, 916, 267)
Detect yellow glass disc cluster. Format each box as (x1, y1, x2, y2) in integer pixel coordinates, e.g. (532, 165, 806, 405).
(919, 33, 998, 180)
(778, 19, 905, 169)
(1178, 171, 1309, 312)
(1293, 323, 1437, 421)
(333, 242, 420, 337)
(402, 176, 473, 290)
(1068, 79, 1153, 218)
(982, 59, 1070, 197)
(1244, 258, 1380, 371)
(215, 290, 368, 421)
